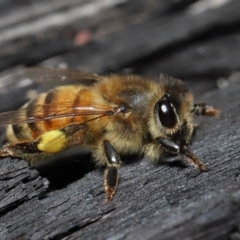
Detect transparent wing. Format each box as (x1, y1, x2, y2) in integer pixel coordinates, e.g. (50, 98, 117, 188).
(0, 102, 115, 125)
(25, 67, 102, 85)
(0, 102, 125, 156)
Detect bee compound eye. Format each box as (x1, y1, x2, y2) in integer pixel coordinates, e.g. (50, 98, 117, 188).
(157, 98, 177, 128)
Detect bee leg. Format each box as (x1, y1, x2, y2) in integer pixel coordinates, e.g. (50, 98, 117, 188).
(156, 137, 180, 155)
(0, 148, 11, 157)
(0, 144, 20, 158)
(103, 140, 121, 202)
(192, 103, 219, 117)
(0, 142, 41, 158)
(156, 137, 206, 171)
(181, 145, 207, 171)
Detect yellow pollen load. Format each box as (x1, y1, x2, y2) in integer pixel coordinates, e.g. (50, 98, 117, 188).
(37, 130, 66, 153)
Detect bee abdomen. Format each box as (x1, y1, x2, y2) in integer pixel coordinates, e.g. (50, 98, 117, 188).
(27, 98, 44, 139)
(6, 93, 48, 143)
(5, 85, 95, 144)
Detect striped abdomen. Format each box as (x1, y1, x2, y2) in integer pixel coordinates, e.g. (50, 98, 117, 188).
(6, 85, 91, 144)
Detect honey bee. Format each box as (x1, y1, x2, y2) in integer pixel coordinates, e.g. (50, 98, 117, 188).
(0, 67, 219, 202)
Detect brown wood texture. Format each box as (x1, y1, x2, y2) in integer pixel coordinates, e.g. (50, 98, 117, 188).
(0, 0, 240, 239)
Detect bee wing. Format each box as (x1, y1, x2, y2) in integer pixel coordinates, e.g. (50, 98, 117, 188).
(0, 102, 114, 125)
(25, 67, 102, 85)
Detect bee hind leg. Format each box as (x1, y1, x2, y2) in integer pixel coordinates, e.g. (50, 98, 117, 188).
(0, 147, 11, 157)
(0, 144, 19, 158)
(0, 142, 41, 159)
(103, 140, 121, 202)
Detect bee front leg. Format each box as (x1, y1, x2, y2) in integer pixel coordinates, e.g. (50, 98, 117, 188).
(103, 140, 121, 202)
(156, 137, 206, 171)
(192, 103, 219, 117)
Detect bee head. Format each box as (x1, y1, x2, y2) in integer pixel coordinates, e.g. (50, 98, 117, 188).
(148, 75, 194, 145)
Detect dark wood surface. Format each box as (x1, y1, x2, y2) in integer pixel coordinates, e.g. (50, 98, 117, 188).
(0, 0, 240, 239)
